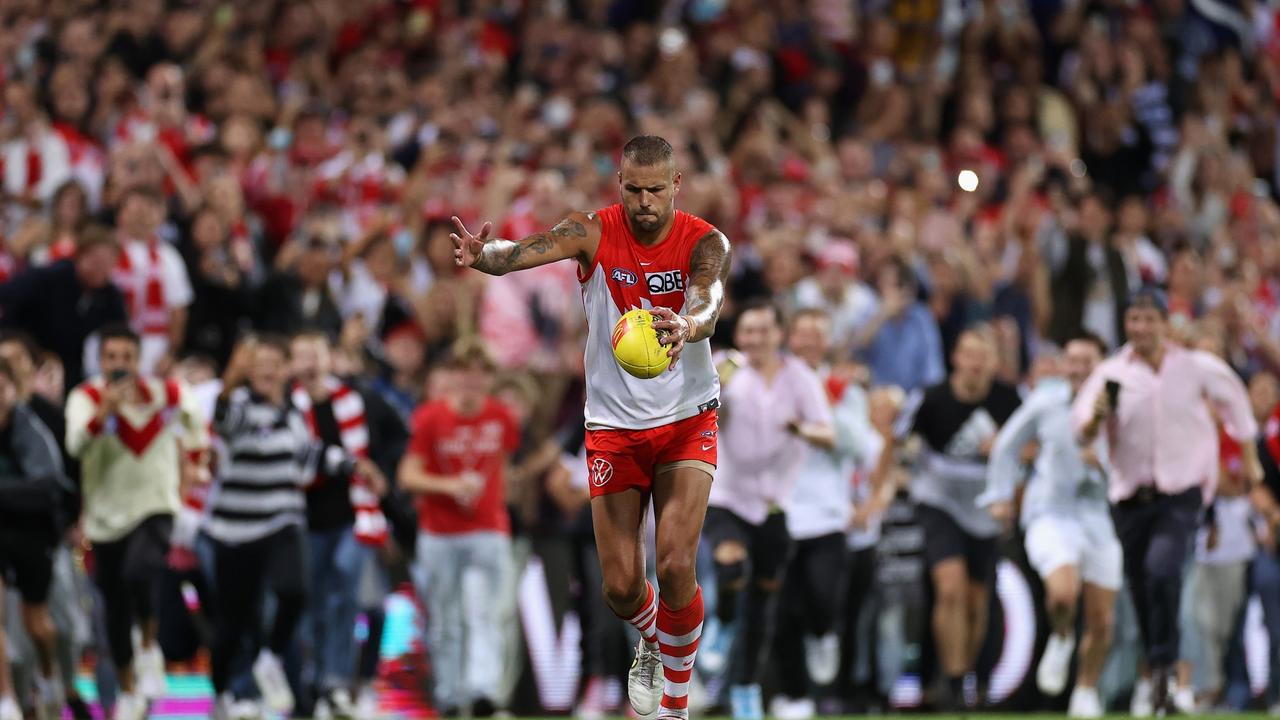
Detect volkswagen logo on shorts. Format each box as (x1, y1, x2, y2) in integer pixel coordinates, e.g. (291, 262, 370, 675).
(591, 458, 614, 487)
(610, 268, 637, 287)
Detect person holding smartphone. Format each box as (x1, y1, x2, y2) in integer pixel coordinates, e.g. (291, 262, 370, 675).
(63, 324, 209, 720)
(1074, 287, 1270, 716)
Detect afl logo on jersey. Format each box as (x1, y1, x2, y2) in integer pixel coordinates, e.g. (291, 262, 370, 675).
(646, 270, 685, 294)
(610, 268, 637, 287)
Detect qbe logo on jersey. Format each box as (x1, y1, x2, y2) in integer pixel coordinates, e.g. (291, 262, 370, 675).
(646, 270, 685, 294)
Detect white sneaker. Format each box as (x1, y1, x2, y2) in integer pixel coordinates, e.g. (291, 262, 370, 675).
(1069, 685, 1104, 719)
(656, 708, 688, 720)
(0, 695, 21, 720)
(214, 692, 236, 720)
(328, 688, 357, 720)
(229, 698, 266, 720)
(135, 644, 168, 699)
(768, 695, 816, 720)
(112, 691, 148, 720)
(1270, 700, 1280, 716)
(627, 640, 663, 716)
(355, 683, 378, 720)
(804, 633, 840, 685)
(215, 695, 263, 720)
(34, 675, 65, 720)
(1036, 632, 1076, 696)
(1131, 677, 1154, 718)
(1171, 683, 1195, 715)
(252, 650, 295, 714)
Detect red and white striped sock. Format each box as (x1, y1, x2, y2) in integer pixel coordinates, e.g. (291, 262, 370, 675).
(617, 581, 659, 646)
(657, 586, 704, 711)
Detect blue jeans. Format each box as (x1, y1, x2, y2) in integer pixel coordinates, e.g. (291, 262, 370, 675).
(1254, 550, 1280, 703)
(415, 531, 511, 709)
(305, 526, 370, 693)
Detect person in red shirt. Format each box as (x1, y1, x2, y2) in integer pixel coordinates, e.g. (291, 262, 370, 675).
(399, 339, 519, 717)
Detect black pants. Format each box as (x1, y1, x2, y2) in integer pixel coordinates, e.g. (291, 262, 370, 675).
(838, 546, 879, 703)
(91, 514, 172, 670)
(775, 532, 848, 697)
(1111, 488, 1202, 669)
(210, 525, 309, 695)
(704, 507, 792, 685)
(569, 510, 629, 681)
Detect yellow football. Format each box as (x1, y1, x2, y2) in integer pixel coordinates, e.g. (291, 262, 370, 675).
(611, 309, 671, 379)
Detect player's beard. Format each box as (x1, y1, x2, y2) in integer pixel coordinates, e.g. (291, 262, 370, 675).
(630, 210, 664, 233)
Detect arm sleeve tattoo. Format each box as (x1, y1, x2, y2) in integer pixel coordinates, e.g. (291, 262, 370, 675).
(472, 215, 590, 276)
(683, 229, 732, 343)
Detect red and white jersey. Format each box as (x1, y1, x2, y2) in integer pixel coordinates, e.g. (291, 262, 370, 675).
(1, 130, 72, 203)
(113, 237, 194, 373)
(579, 204, 719, 430)
(113, 111, 216, 163)
(52, 122, 106, 209)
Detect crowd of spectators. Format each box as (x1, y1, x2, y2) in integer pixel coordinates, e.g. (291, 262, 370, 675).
(0, 0, 1279, 716)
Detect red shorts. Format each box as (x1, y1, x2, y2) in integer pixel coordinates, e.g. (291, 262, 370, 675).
(584, 410, 718, 497)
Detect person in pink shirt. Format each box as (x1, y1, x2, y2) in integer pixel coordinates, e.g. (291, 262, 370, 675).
(705, 300, 834, 719)
(1074, 286, 1265, 715)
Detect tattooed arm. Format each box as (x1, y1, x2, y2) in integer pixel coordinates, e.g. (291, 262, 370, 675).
(450, 212, 600, 276)
(651, 229, 732, 368)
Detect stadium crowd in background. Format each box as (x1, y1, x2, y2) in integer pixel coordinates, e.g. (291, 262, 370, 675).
(1, 0, 1280, 719)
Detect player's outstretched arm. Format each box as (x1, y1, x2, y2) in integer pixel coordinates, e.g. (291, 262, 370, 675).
(452, 212, 600, 276)
(652, 229, 731, 367)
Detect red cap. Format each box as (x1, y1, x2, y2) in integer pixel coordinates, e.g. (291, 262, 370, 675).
(816, 239, 858, 274)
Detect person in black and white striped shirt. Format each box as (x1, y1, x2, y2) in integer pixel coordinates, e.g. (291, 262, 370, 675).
(207, 336, 382, 720)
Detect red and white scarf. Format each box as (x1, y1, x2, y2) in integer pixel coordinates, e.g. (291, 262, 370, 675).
(2, 130, 72, 202)
(1265, 405, 1280, 471)
(291, 376, 387, 546)
(114, 239, 169, 336)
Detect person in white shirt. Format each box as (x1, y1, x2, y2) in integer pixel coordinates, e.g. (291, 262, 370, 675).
(790, 241, 877, 356)
(978, 333, 1120, 719)
(111, 187, 193, 376)
(769, 309, 883, 720)
(1189, 478, 1255, 710)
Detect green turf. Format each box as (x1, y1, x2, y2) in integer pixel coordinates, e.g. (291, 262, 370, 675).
(453, 712, 1280, 717)
(680, 712, 1269, 717)
(650, 712, 1280, 717)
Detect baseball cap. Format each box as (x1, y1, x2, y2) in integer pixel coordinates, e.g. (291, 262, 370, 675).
(1127, 285, 1169, 317)
(816, 239, 858, 274)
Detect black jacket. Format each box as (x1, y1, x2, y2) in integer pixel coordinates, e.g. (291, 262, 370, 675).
(1049, 235, 1129, 347)
(254, 272, 343, 340)
(0, 260, 128, 386)
(0, 404, 72, 536)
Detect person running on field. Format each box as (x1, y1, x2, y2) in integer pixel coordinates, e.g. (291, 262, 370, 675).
(978, 333, 1120, 719)
(451, 135, 733, 720)
(64, 324, 209, 720)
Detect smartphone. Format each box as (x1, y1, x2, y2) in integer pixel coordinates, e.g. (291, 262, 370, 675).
(393, 228, 415, 260)
(108, 369, 131, 384)
(1105, 380, 1121, 410)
